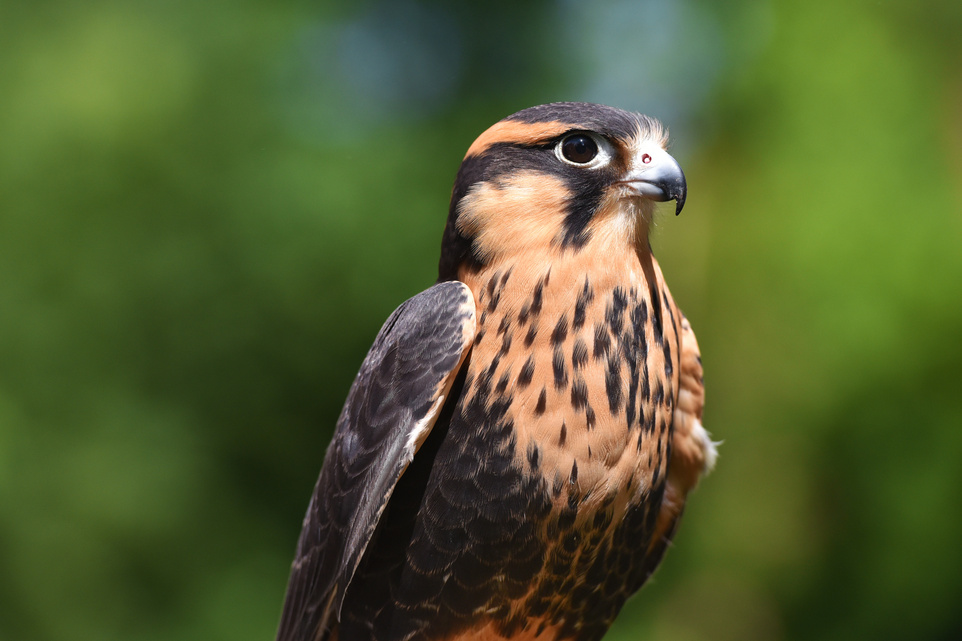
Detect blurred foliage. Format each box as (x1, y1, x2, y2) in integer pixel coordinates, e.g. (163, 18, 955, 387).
(1, 0, 960, 640)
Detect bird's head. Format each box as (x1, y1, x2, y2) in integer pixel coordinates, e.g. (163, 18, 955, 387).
(438, 102, 686, 280)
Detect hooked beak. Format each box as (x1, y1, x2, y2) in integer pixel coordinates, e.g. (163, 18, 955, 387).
(621, 149, 687, 215)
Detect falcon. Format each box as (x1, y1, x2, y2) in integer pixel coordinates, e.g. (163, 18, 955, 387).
(276, 102, 717, 641)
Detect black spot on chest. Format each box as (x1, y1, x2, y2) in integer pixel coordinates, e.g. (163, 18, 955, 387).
(574, 277, 594, 330)
(572, 338, 588, 370)
(551, 314, 569, 345)
(593, 325, 611, 360)
(606, 287, 628, 335)
(552, 347, 568, 390)
(483, 267, 513, 313)
(517, 356, 535, 388)
(535, 388, 547, 415)
(571, 377, 588, 409)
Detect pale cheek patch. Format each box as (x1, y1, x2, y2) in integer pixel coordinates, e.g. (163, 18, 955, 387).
(457, 171, 571, 262)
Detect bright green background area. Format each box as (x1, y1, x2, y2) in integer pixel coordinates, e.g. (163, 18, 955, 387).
(2, 1, 960, 640)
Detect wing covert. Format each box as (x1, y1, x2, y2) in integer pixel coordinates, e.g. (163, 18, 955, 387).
(276, 281, 476, 641)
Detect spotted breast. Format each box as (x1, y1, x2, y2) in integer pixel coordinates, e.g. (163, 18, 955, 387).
(275, 102, 716, 641)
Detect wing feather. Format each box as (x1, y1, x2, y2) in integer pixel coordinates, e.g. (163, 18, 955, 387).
(275, 281, 476, 641)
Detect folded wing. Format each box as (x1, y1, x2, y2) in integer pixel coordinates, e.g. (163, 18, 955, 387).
(276, 281, 477, 641)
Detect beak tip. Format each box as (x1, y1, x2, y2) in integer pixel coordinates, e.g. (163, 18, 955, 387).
(673, 166, 687, 216)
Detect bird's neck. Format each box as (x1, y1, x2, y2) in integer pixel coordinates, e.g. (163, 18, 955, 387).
(457, 220, 657, 305)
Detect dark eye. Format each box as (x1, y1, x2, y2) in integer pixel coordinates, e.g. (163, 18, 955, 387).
(560, 134, 598, 164)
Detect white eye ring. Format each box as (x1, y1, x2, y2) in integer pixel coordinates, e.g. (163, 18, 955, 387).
(554, 132, 614, 169)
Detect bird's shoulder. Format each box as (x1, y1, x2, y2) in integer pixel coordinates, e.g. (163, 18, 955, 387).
(275, 281, 477, 641)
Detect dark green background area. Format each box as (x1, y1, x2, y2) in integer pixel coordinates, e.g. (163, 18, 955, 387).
(2, 1, 960, 639)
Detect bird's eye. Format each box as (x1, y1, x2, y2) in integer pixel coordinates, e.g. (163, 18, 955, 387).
(560, 134, 599, 164)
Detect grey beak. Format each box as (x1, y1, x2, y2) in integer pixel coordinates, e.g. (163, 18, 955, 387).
(625, 153, 687, 215)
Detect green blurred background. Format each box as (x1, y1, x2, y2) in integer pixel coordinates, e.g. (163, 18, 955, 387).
(2, 0, 961, 639)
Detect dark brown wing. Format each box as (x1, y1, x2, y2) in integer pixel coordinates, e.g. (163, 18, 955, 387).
(275, 281, 476, 641)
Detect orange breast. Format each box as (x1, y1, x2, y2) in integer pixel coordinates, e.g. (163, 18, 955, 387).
(455, 241, 683, 639)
